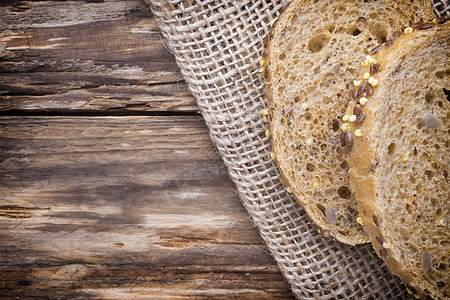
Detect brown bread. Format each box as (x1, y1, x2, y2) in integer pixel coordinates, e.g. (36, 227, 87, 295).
(263, 0, 434, 245)
(345, 23, 449, 299)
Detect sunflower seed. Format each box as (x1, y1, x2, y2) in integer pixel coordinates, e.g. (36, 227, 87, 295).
(422, 251, 432, 272)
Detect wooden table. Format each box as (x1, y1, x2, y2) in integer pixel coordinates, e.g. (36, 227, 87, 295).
(0, 1, 293, 299)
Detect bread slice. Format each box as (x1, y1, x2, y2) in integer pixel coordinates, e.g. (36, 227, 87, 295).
(263, 0, 434, 245)
(344, 23, 449, 299)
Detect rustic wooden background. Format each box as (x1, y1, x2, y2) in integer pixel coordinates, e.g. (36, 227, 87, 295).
(0, 0, 293, 298)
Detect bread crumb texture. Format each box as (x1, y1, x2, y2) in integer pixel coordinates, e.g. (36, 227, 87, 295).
(347, 25, 449, 300)
(266, 0, 433, 245)
(371, 29, 449, 299)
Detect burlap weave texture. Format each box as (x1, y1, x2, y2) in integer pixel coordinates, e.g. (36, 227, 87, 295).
(146, 1, 440, 299)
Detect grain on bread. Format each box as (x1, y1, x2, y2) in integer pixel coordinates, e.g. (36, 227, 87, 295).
(263, 0, 435, 245)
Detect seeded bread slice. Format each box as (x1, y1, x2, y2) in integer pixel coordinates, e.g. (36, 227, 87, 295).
(345, 23, 449, 299)
(263, 0, 434, 245)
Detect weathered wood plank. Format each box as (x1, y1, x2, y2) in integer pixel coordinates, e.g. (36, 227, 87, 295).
(0, 0, 197, 113)
(0, 116, 293, 299)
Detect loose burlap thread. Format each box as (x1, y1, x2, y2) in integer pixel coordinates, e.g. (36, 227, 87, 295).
(147, 1, 445, 299)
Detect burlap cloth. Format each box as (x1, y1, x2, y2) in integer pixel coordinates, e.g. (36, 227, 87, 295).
(147, 1, 447, 299)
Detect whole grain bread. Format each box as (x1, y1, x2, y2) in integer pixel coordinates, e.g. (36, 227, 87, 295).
(263, 0, 434, 245)
(344, 23, 449, 299)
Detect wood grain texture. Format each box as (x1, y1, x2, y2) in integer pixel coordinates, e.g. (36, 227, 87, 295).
(0, 0, 197, 113)
(0, 116, 293, 299)
(0, 0, 294, 298)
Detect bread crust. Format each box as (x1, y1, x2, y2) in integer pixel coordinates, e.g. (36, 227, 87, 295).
(345, 24, 450, 300)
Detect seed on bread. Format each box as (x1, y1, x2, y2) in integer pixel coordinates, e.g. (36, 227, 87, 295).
(344, 132, 353, 147)
(365, 84, 373, 96)
(376, 235, 384, 245)
(357, 81, 368, 96)
(264, 66, 270, 81)
(411, 21, 424, 29)
(269, 17, 278, 28)
(325, 208, 337, 224)
(261, 48, 268, 58)
(263, 34, 270, 48)
(370, 63, 381, 74)
(350, 87, 358, 99)
(392, 30, 402, 39)
(346, 212, 353, 222)
(353, 104, 362, 117)
(421, 251, 432, 272)
(373, 215, 380, 227)
(347, 206, 357, 216)
(404, 27, 414, 34)
(366, 55, 375, 64)
(435, 17, 448, 24)
(385, 39, 394, 48)
(417, 22, 433, 30)
(354, 129, 362, 137)
(401, 153, 409, 162)
(369, 45, 382, 55)
(359, 97, 368, 106)
(265, 129, 271, 137)
(340, 131, 347, 146)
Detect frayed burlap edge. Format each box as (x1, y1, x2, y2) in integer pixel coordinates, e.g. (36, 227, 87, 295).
(145, 1, 433, 299)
